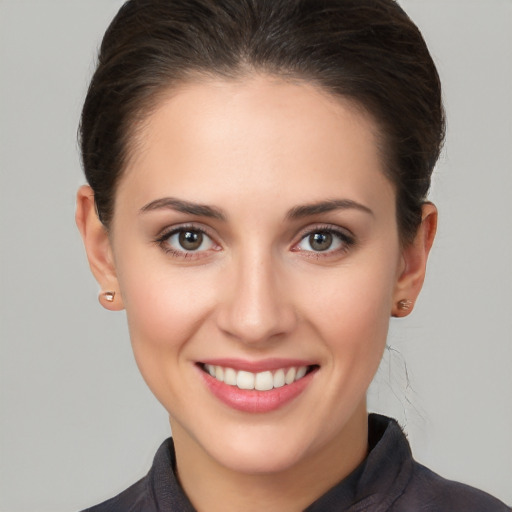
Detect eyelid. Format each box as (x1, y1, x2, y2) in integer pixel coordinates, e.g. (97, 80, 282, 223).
(153, 222, 355, 259)
(294, 223, 355, 242)
(155, 222, 215, 240)
(154, 223, 221, 256)
(291, 223, 356, 253)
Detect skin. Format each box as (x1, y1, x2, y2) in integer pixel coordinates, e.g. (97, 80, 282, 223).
(76, 75, 437, 512)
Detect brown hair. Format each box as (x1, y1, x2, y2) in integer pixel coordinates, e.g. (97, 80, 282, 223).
(80, 0, 445, 243)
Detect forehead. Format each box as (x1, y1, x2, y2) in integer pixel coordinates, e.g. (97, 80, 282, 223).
(118, 75, 394, 215)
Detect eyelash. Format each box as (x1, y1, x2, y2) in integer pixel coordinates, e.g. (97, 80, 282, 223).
(154, 224, 356, 260)
(155, 224, 219, 259)
(292, 224, 356, 258)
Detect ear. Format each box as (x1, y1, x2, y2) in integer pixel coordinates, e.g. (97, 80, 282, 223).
(75, 185, 124, 311)
(392, 202, 437, 317)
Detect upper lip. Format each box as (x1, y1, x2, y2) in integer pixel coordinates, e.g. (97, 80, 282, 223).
(198, 358, 317, 373)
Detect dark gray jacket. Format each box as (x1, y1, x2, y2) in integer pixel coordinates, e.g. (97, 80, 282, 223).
(82, 414, 510, 511)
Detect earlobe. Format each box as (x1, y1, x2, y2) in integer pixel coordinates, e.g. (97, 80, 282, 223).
(392, 202, 437, 317)
(75, 185, 124, 311)
(98, 290, 122, 311)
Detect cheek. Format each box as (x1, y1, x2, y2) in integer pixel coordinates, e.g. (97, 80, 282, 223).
(123, 271, 214, 343)
(319, 289, 391, 369)
(296, 258, 396, 365)
(115, 253, 216, 378)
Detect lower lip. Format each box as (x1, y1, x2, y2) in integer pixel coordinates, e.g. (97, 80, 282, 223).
(199, 367, 316, 413)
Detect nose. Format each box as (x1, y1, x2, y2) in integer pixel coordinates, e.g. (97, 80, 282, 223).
(216, 249, 298, 345)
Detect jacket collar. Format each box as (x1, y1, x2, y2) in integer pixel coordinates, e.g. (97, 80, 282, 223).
(148, 414, 412, 511)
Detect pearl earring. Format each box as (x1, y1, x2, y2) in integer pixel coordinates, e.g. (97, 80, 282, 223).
(397, 299, 413, 311)
(103, 291, 116, 303)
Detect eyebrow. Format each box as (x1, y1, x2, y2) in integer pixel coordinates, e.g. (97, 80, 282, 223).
(140, 197, 227, 221)
(286, 199, 374, 220)
(139, 197, 373, 221)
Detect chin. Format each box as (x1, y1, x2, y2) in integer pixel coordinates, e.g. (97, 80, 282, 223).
(188, 412, 343, 477)
(207, 436, 311, 475)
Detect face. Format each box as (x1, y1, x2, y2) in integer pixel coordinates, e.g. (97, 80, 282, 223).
(85, 76, 418, 475)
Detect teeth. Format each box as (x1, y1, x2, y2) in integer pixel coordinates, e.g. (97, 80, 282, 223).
(285, 367, 296, 385)
(295, 366, 307, 380)
(224, 367, 237, 386)
(204, 364, 310, 391)
(255, 371, 273, 391)
(273, 369, 285, 388)
(237, 370, 255, 390)
(215, 366, 224, 381)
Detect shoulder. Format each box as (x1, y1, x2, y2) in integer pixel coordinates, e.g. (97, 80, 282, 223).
(362, 415, 510, 512)
(79, 437, 195, 512)
(391, 460, 511, 511)
(80, 475, 152, 512)
(79, 438, 172, 512)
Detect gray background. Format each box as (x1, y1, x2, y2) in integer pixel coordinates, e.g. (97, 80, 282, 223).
(1, 0, 511, 510)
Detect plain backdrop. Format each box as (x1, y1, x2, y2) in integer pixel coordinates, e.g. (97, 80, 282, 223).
(1, 0, 511, 510)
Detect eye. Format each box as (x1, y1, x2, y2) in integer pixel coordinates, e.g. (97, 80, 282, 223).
(295, 228, 354, 254)
(157, 227, 217, 255)
(304, 232, 335, 252)
(175, 230, 207, 251)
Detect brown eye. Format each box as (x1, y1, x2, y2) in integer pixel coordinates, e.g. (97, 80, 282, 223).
(295, 228, 353, 255)
(157, 227, 216, 257)
(309, 232, 333, 251)
(178, 230, 204, 251)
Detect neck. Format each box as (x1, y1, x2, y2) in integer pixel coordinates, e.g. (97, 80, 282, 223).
(171, 407, 369, 512)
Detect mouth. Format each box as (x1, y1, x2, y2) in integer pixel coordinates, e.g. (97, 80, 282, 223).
(197, 361, 319, 413)
(200, 363, 317, 391)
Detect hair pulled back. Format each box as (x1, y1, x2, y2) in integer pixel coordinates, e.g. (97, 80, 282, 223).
(80, 0, 445, 243)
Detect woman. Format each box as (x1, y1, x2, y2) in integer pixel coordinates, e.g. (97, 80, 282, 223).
(75, 0, 510, 510)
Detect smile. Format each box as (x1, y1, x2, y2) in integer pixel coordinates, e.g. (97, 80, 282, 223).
(203, 364, 311, 391)
(199, 362, 318, 413)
